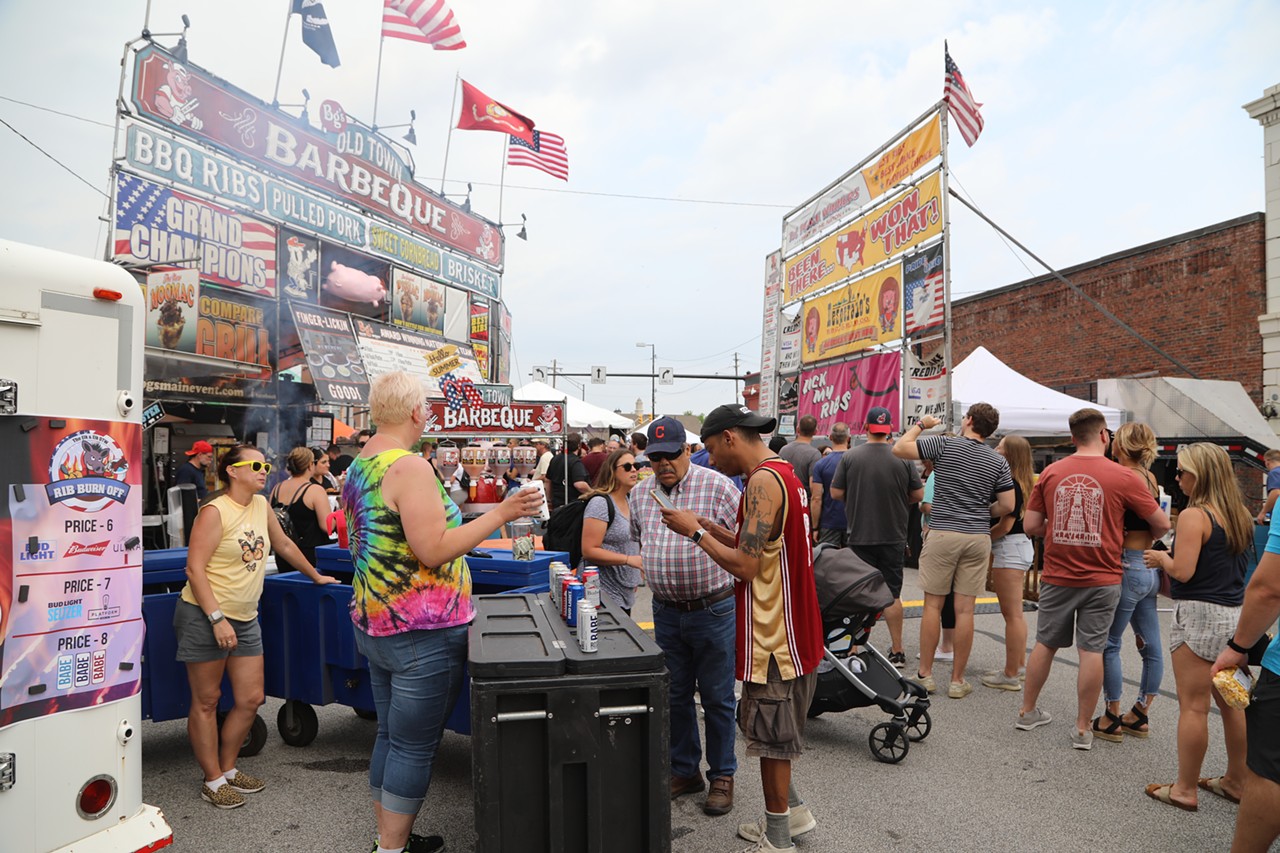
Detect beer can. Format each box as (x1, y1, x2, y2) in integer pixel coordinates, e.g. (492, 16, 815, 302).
(565, 581, 584, 626)
(577, 600, 598, 653)
(550, 565, 570, 609)
(581, 568, 600, 607)
(559, 575, 575, 617)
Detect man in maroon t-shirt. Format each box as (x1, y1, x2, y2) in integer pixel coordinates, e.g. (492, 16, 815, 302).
(661, 404, 824, 851)
(1017, 409, 1169, 749)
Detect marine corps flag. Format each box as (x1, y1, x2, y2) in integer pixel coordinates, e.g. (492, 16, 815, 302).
(456, 80, 536, 145)
(291, 0, 341, 68)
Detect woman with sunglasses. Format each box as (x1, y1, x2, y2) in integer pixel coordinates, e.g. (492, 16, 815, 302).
(580, 449, 644, 614)
(1143, 443, 1250, 811)
(175, 445, 338, 810)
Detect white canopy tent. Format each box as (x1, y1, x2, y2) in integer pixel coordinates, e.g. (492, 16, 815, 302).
(952, 346, 1124, 436)
(513, 381, 636, 432)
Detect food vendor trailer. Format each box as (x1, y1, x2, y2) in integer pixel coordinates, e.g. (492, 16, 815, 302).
(0, 239, 172, 851)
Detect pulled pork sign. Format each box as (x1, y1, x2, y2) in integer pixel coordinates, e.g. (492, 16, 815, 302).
(129, 44, 503, 268)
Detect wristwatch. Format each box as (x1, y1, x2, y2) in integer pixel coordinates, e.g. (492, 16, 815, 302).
(1226, 637, 1250, 655)
(690, 529, 705, 545)
(207, 609, 226, 625)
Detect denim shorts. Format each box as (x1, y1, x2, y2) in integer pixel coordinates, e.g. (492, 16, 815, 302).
(173, 599, 263, 662)
(991, 533, 1034, 572)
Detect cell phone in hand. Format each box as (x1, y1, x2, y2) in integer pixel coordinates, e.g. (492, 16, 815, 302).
(651, 489, 675, 511)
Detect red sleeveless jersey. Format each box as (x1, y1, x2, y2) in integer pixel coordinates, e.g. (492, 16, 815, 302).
(734, 458, 825, 683)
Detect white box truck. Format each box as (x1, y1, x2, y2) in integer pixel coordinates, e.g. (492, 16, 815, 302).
(0, 239, 172, 852)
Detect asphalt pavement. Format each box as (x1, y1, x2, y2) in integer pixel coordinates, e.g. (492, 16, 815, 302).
(140, 567, 1262, 852)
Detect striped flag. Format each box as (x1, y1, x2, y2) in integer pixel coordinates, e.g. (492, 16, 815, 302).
(507, 131, 568, 182)
(903, 243, 944, 336)
(382, 0, 466, 49)
(943, 45, 983, 147)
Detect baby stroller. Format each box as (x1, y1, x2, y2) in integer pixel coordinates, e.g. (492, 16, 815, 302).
(806, 544, 932, 763)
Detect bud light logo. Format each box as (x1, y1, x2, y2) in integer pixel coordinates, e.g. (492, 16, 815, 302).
(19, 539, 57, 562)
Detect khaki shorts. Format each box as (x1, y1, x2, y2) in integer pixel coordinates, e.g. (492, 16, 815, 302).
(918, 531, 992, 597)
(738, 657, 818, 760)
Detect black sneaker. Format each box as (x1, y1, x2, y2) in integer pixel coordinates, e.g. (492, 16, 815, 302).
(407, 834, 445, 853)
(369, 835, 444, 853)
(888, 651, 907, 669)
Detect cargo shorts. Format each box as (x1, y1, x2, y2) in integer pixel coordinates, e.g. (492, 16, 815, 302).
(737, 656, 818, 760)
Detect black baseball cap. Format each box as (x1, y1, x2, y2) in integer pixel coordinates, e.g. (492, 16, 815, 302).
(646, 416, 687, 455)
(866, 406, 894, 435)
(700, 405, 777, 442)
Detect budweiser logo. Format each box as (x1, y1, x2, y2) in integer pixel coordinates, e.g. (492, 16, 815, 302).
(65, 541, 110, 558)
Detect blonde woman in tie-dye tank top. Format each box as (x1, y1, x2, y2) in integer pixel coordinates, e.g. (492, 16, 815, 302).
(342, 371, 544, 850)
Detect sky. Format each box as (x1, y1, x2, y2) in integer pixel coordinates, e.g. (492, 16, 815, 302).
(0, 0, 1276, 421)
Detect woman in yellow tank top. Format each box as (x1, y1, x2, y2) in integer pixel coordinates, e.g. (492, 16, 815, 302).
(175, 444, 338, 810)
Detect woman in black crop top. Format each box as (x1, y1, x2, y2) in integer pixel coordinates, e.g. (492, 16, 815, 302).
(270, 447, 334, 571)
(1142, 443, 1250, 811)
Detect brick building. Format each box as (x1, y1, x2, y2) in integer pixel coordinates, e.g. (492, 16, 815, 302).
(951, 213, 1266, 405)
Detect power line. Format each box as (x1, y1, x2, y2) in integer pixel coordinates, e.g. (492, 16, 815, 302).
(0, 117, 109, 200)
(948, 169, 1037, 280)
(0, 95, 115, 129)
(664, 333, 762, 363)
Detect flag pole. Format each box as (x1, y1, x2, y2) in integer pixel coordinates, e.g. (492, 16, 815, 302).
(271, 1, 294, 107)
(439, 72, 460, 193)
(498, 141, 508, 221)
(371, 33, 387, 128)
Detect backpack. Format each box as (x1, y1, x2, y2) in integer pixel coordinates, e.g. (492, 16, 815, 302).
(543, 494, 616, 568)
(269, 482, 313, 541)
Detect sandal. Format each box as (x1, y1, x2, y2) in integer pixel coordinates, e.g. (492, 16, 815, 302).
(1091, 710, 1124, 743)
(1198, 777, 1241, 804)
(1145, 783, 1197, 812)
(1121, 703, 1150, 739)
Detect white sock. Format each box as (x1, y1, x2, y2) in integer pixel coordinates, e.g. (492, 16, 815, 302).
(205, 775, 227, 791)
(376, 845, 405, 853)
(223, 768, 237, 780)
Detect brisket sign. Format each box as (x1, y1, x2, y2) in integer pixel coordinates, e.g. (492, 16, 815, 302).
(129, 44, 503, 268)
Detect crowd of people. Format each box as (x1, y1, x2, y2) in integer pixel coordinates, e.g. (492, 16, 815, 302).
(169, 377, 1280, 852)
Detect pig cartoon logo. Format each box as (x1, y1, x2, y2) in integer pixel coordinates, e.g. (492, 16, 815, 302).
(836, 228, 866, 271)
(323, 261, 386, 306)
(476, 224, 497, 262)
(47, 430, 131, 513)
(536, 405, 562, 434)
(154, 61, 204, 130)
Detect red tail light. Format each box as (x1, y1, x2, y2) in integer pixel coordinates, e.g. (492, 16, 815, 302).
(93, 287, 124, 301)
(77, 774, 117, 819)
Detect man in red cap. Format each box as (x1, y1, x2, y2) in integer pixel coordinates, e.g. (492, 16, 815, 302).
(176, 440, 213, 500)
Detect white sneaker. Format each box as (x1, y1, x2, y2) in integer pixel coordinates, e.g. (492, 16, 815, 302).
(735, 821, 795, 851)
(737, 806, 816, 842)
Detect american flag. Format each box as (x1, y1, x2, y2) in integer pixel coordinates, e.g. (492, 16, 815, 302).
(943, 46, 983, 147)
(507, 131, 568, 182)
(382, 0, 466, 49)
(113, 173, 276, 294)
(441, 373, 484, 410)
(903, 244, 945, 336)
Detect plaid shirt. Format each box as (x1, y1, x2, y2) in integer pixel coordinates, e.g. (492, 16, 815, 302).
(630, 464, 741, 602)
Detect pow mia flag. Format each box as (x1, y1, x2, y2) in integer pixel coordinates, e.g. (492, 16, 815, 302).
(292, 0, 341, 68)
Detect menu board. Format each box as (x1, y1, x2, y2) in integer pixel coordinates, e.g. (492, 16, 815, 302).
(352, 316, 485, 397)
(288, 302, 370, 405)
(0, 417, 144, 727)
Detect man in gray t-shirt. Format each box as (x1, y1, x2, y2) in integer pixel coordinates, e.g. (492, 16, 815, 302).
(779, 415, 823, 496)
(830, 407, 922, 664)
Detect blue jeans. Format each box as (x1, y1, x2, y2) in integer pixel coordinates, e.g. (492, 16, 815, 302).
(1102, 550, 1164, 704)
(355, 624, 468, 815)
(652, 595, 738, 781)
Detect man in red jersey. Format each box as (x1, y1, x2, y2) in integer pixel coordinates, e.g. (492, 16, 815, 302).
(660, 404, 824, 852)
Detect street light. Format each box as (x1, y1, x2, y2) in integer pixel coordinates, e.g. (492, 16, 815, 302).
(636, 341, 655, 421)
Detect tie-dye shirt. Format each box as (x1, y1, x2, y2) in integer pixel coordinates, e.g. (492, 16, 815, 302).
(343, 449, 473, 636)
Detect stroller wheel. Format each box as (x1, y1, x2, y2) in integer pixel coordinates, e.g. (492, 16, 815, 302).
(905, 708, 932, 742)
(868, 722, 910, 764)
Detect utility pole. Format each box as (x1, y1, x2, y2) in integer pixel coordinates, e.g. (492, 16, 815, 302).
(733, 352, 741, 401)
(551, 358, 558, 389)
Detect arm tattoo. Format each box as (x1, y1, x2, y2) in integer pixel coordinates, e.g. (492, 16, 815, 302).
(739, 478, 778, 558)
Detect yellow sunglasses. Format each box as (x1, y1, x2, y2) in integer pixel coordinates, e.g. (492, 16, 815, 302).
(230, 460, 272, 474)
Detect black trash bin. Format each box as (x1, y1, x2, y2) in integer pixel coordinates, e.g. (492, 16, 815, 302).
(470, 593, 670, 853)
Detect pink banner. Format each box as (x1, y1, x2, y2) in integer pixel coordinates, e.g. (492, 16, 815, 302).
(798, 352, 901, 435)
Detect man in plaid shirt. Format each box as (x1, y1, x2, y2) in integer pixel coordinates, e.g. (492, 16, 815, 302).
(632, 416, 741, 816)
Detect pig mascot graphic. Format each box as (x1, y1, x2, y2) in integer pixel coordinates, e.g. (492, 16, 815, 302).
(323, 261, 387, 306)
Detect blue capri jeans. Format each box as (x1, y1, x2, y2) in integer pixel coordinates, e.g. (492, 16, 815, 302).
(354, 624, 468, 815)
(1102, 549, 1164, 704)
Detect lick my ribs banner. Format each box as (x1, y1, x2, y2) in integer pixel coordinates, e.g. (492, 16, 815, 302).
(797, 352, 901, 435)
